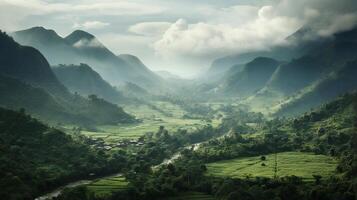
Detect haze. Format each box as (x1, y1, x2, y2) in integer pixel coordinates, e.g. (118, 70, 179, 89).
(1, 0, 356, 76)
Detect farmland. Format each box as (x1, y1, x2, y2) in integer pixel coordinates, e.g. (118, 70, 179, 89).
(86, 176, 128, 198)
(81, 101, 220, 143)
(206, 152, 338, 181)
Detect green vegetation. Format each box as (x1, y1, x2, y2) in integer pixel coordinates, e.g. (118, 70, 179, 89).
(206, 152, 338, 180)
(87, 176, 128, 198)
(164, 192, 216, 200)
(0, 107, 129, 199)
(81, 101, 220, 142)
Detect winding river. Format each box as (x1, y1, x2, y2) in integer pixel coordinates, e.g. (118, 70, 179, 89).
(35, 142, 204, 200)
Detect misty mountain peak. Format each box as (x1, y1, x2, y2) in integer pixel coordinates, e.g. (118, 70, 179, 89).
(65, 30, 95, 45)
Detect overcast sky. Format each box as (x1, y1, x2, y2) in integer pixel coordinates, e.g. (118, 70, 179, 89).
(1, 0, 357, 77)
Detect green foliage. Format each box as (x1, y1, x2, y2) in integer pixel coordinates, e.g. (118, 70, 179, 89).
(0, 108, 127, 199)
(206, 152, 338, 180)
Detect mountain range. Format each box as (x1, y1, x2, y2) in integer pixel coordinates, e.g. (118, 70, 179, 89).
(0, 31, 134, 126)
(11, 27, 163, 90)
(205, 26, 357, 116)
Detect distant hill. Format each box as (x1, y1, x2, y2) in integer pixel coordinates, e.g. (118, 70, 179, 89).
(274, 60, 357, 116)
(266, 27, 357, 96)
(0, 31, 134, 125)
(53, 63, 123, 103)
(206, 25, 335, 83)
(119, 82, 149, 99)
(219, 57, 280, 97)
(11, 27, 163, 90)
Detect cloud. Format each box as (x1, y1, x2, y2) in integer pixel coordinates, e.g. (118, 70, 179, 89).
(128, 22, 171, 36)
(73, 21, 110, 30)
(152, 0, 357, 64)
(73, 38, 104, 48)
(154, 10, 301, 60)
(0, 0, 166, 16)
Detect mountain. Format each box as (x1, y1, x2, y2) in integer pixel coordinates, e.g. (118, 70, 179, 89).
(219, 57, 280, 97)
(11, 27, 163, 90)
(206, 26, 335, 83)
(119, 82, 149, 99)
(0, 29, 67, 96)
(273, 60, 357, 116)
(53, 63, 123, 103)
(0, 31, 134, 125)
(266, 27, 357, 96)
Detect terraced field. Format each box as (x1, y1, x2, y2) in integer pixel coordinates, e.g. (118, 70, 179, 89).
(81, 101, 220, 142)
(164, 192, 216, 200)
(87, 176, 128, 197)
(206, 152, 338, 181)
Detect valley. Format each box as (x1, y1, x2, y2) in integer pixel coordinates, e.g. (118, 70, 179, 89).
(1, 3, 357, 199)
(79, 101, 221, 143)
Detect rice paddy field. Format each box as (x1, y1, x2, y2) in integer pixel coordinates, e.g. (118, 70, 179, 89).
(206, 152, 338, 181)
(86, 176, 128, 198)
(81, 101, 220, 143)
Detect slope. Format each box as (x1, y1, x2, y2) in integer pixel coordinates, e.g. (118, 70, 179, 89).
(219, 57, 280, 97)
(273, 59, 357, 116)
(0, 31, 134, 125)
(11, 27, 162, 90)
(53, 63, 123, 103)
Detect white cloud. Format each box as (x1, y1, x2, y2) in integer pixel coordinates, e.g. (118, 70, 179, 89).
(73, 21, 110, 30)
(128, 22, 171, 36)
(317, 13, 357, 37)
(0, 0, 166, 16)
(154, 7, 301, 60)
(73, 38, 104, 48)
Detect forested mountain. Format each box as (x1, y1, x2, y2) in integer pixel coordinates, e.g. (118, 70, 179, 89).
(0, 30, 67, 96)
(266, 27, 357, 96)
(53, 63, 123, 103)
(218, 57, 280, 96)
(204, 26, 357, 115)
(0, 31, 134, 125)
(11, 27, 163, 90)
(274, 60, 357, 116)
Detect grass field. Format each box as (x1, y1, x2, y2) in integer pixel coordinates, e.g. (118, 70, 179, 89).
(206, 152, 338, 181)
(164, 192, 216, 200)
(81, 101, 220, 143)
(86, 176, 128, 197)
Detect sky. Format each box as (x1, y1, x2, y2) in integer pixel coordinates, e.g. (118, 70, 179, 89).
(1, 0, 357, 77)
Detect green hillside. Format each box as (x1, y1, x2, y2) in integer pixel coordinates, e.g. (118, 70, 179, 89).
(274, 60, 357, 116)
(53, 63, 123, 103)
(0, 107, 126, 199)
(220, 57, 280, 97)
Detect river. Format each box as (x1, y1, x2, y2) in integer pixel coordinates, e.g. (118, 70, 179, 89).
(35, 142, 204, 200)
